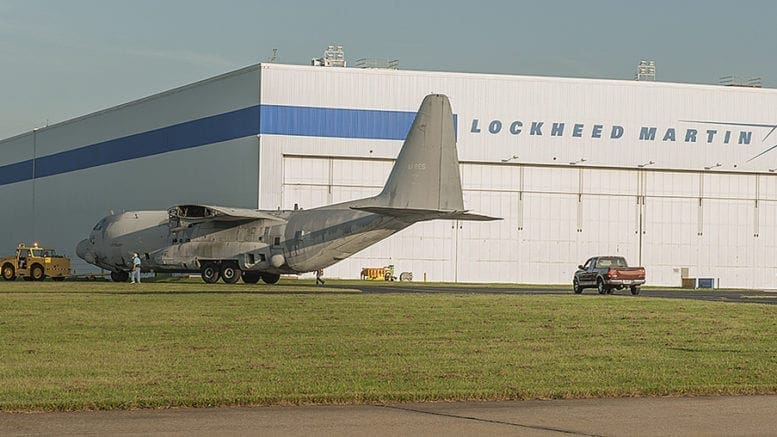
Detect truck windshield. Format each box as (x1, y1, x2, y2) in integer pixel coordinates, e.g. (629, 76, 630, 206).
(595, 257, 627, 268)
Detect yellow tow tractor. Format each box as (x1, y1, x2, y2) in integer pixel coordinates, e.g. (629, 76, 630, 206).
(360, 264, 396, 281)
(1, 243, 71, 281)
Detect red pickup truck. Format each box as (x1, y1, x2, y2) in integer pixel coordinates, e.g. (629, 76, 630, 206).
(573, 256, 646, 295)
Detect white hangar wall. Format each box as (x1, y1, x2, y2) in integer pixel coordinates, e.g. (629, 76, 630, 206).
(0, 66, 263, 273)
(258, 64, 777, 288)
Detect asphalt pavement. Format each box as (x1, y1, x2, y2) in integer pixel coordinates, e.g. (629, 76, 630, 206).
(3, 395, 776, 436)
(355, 283, 777, 305)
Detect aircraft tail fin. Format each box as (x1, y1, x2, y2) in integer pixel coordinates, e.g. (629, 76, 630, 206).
(376, 94, 464, 210)
(352, 94, 499, 222)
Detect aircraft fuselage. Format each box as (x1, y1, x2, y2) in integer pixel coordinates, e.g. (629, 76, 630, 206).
(76, 199, 410, 276)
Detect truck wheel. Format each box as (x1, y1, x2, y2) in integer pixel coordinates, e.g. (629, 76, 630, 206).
(630, 285, 641, 295)
(221, 264, 241, 284)
(241, 271, 261, 284)
(110, 271, 129, 282)
(597, 278, 607, 295)
(2, 263, 16, 281)
(30, 264, 45, 281)
(261, 273, 281, 284)
(573, 278, 582, 294)
(201, 263, 220, 284)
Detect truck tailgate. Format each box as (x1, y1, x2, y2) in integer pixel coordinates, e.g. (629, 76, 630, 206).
(612, 267, 645, 280)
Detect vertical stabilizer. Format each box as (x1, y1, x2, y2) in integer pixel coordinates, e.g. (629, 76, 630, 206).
(351, 94, 499, 221)
(376, 94, 464, 211)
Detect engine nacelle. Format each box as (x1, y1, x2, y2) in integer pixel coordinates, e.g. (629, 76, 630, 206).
(270, 254, 285, 268)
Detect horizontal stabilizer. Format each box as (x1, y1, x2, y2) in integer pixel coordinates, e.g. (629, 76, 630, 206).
(351, 206, 501, 221)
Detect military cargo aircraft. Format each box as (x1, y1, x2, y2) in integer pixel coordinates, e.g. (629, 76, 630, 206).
(76, 94, 499, 284)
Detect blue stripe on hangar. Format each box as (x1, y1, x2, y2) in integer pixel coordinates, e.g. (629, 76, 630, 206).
(0, 104, 453, 186)
(36, 105, 263, 179)
(260, 105, 417, 140)
(0, 160, 34, 186)
(260, 105, 457, 140)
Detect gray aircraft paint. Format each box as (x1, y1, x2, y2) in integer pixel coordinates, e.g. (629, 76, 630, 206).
(76, 94, 499, 283)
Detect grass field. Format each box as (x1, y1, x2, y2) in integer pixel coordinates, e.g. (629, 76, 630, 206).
(1, 281, 776, 411)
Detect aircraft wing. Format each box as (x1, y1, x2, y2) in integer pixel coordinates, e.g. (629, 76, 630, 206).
(169, 204, 287, 223)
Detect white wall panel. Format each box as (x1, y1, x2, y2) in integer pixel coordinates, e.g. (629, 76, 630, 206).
(642, 197, 697, 286)
(521, 193, 579, 284)
(0, 182, 33, 252)
(703, 174, 756, 199)
(753, 201, 777, 287)
(584, 169, 638, 196)
(758, 174, 777, 201)
(523, 167, 580, 194)
(646, 172, 699, 198)
(462, 164, 516, 191)
(579, 195, 638, 259)
(332, 159, 392, 187)
(283, 157, 330, 185)
(282, 185, 330, 210)
(456, 190, 521, 283)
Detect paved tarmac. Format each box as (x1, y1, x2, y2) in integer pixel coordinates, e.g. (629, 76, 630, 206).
(3, 395, 776, 436)
(355, 283, 777, 305)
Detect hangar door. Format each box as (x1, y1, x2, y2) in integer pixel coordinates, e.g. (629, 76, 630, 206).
(281, 155, 459, 281)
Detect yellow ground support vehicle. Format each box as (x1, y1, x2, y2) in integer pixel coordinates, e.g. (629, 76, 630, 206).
(1, 243, 71, 281)
(360, 265, 396, 281)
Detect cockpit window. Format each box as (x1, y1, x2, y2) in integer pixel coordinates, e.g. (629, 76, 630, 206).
(93, 218, 107, 231)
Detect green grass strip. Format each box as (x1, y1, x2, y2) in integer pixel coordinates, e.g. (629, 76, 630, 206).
(1, 284, 776, 411)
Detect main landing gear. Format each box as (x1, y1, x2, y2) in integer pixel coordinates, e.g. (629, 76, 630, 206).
(110, 270, 129, 282)
(200, 261, 281, 285)
(200, 261, 241, 284)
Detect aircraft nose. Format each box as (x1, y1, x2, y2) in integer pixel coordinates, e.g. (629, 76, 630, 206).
(76, 239, 95, 263)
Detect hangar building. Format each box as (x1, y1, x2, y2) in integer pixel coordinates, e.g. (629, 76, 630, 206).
(3, 63, 777, 288)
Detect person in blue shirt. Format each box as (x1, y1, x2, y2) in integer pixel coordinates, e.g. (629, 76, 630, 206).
(130, 253, 142, 283)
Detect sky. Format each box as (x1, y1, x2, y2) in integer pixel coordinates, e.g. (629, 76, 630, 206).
(1, 0, 776, 139)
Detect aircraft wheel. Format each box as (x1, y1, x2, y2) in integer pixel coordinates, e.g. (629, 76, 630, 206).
(630, 285, 641, 295)
(261, 273, 281, 284)
(221, 264, 241, 284)
(573, 278, 582, 294)
(2, 263, 16, 281)
(30, 264, 46, 281)
(110, 271, 129, 282)
(241, 271, 261, 284)
(201, 263, 220, 284)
